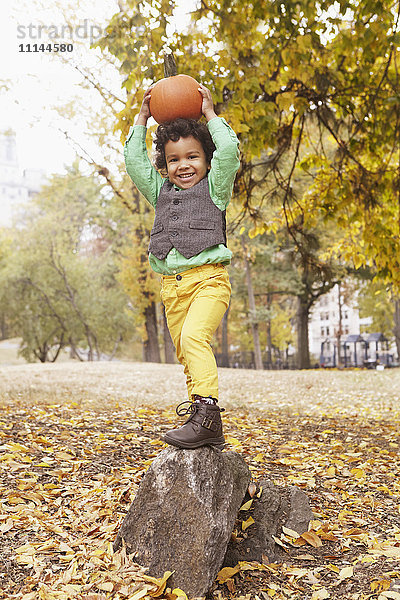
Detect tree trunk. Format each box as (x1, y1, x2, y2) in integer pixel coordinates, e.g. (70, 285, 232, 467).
(296, 296, 311, 369)
(393, 298, 400, 359)
(143, 301, 161, 363)
(219, 302, 230, 367)
(109, 334, 122, 361)
(336, 283, 343, 368)
(162, 304, 175, 364)
(266, 293, 272, 369)
(241, 235, 263, 370)
(69, 338, 84, 361)
(0, 314, 7, 340)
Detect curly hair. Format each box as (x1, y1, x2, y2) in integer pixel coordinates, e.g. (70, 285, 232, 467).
(153, 118, 216, 175)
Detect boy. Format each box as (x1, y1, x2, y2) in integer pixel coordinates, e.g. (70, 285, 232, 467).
(124, 84, 240, 449)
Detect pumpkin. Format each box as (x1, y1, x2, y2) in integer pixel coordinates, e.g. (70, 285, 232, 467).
(149, 74, 203, 124)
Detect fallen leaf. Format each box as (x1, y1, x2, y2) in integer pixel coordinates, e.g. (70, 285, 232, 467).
(242, 516, 255, 531)
(147, 571, 174, 597)
(371, 580, 391, 592)
(171, 589, 188, 600)
(240, 499, 253, 511)
(98, 582, 114, 592)
(311, 589, 330, 599)
(339, 566, 353, 580)
(282, 525, 301, 538)
(0, 518, 14, 533)
(216, 566, 241, 584)
(127, 587, 150, 600)
(300, 531, 323, 548)
(248, 482, 257, 497)
(272, 535, 289, 549)
(350, 467, 366, 479)
(225, 437, 242, 446)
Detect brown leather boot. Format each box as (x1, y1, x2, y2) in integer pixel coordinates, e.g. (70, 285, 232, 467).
(163, 401, 225, 450)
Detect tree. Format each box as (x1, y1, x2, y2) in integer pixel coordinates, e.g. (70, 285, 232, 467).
(96, 0, 399, 367)
(0, 232, 15, 340)
(358, 278, 398, 342)
(4, 162, 135, 362)
(240, 233, 263, 369)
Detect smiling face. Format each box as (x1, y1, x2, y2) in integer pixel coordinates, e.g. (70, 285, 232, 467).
(164, 135, 210, 189)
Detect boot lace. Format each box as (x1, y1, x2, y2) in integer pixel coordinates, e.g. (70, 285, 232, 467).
(175, 401, 224, 416)
(175, 400, 197, 417)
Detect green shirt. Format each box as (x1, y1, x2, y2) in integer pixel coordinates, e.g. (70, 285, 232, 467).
(124, 116, 240, 275)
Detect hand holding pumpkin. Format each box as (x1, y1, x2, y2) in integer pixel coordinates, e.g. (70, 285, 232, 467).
(198, 84, 217, 122)
(136, 86, 153, 126)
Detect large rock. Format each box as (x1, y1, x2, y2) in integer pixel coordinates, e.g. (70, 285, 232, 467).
(224, 478, 313, 565)
(114, 446, 251, 598)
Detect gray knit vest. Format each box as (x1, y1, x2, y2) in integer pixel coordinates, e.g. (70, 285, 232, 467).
(148, 176, 227, 260)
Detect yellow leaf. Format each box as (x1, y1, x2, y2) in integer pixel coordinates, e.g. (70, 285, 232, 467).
(15, 544, 36, 555)
(171, 588, 188, 600)
(326, 466, 336, 476)
(225, 437, 241, 446)
(311, 589, 330, 600)
(239, 499, 253, 511)
(216, 566, 241, 584)
(242, 516, 255, 531)
(326, 564, 340, 574)
(284, 567, 308, 577)
(16, 554, 35, 565)
(238, 561, 263, 571)
(8, 442, 30, 452)
(147, 571, 174, 597)
(351, 467, 366, 479)
(253, 452, 265, 463)
(55, 451, 75, 460)
(371, 580, 391, 592)
(339, 566, 353, 579)
(127, 587, 150, 600)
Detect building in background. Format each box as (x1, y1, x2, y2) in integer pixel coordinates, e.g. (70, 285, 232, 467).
(0, 130, 46, 225)
(309, 283, 396, 368)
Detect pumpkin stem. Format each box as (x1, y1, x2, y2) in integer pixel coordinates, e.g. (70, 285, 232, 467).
(163, 51, 178, 77)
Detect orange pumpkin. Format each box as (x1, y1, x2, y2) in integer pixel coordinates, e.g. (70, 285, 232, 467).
(149, 74, 203, 124)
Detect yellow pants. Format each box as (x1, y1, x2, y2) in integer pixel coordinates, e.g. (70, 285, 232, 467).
(160, 263, 231, 400)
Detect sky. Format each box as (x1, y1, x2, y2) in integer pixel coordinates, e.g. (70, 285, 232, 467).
(0, 0, 195, 223)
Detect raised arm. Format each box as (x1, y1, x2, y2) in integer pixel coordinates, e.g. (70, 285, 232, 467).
(198, 85, 240, 210)
(124, 87, 164, 207)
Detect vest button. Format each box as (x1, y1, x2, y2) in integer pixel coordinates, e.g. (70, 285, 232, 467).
(171, 215, 178, 221)
(176, 274, 182, 281)
(173, 199, 180, 205)
(171, 231, 178, 237)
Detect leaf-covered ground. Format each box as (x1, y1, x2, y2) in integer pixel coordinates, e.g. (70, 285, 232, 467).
(1, 362, 400, 600)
